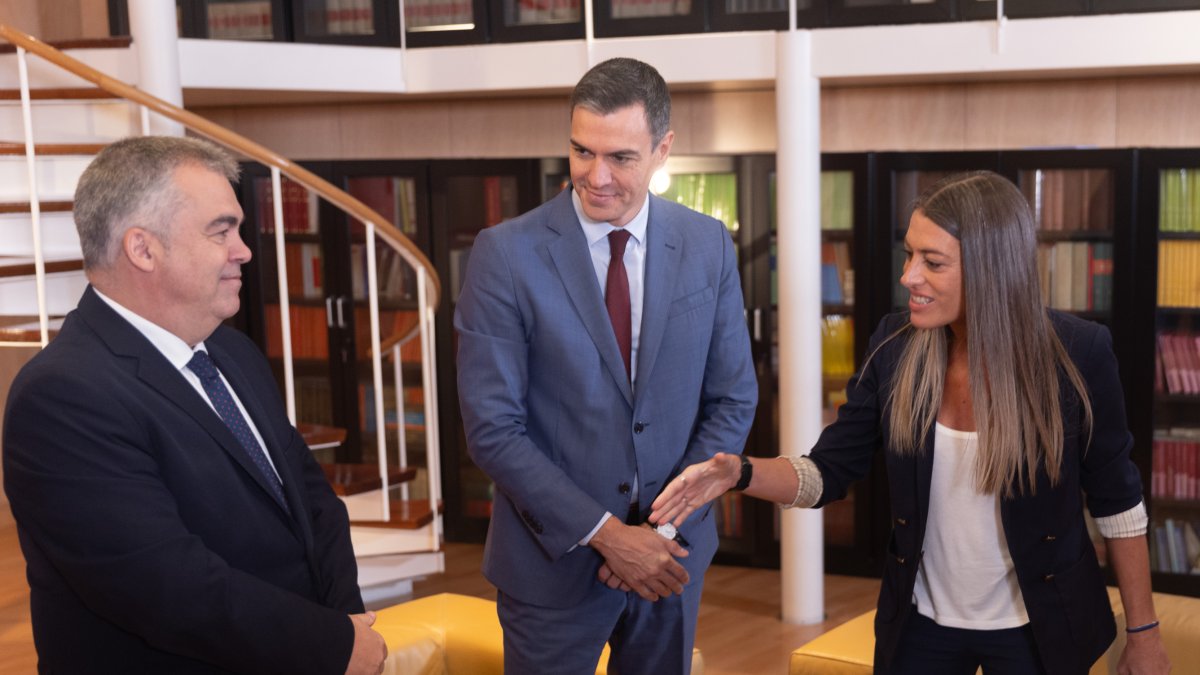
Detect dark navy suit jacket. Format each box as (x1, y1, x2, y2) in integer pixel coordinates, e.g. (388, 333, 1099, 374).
(454, 189, 758, 609)
(809, 310, 1144, 675)
(3, 286, 363, 674)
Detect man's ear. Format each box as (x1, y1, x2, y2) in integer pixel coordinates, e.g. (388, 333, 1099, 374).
(123, 227, 158, 273)
(654, 130, 675, 165)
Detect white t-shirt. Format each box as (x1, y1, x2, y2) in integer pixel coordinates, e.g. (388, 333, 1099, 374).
(912, 423, 1029, 630)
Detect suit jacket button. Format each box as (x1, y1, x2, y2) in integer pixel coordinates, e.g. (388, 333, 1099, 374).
(633, 422, 645, 434)
(895, 517, 908, 526)
(1043, 573, 1055, 582)
(618, 482, 631, 495)
(1042, 535, 1057, 542)
(895, 556, 906, 565)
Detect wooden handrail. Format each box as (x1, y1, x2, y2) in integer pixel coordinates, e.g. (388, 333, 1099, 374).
(0, 24, 441, 313)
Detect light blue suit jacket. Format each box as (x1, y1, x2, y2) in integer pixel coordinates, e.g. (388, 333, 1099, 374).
(455, 188, 758, 608)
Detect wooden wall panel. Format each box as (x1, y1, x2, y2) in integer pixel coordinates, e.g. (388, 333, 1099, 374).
(339, 101, 452, 158)
(964, 79, 1118, 150)
(821, 83, 967, 152)
(0, 0, 41, 37)
(0, 347, 39, 510)
(447, 97, 566, 158)
(680, 89, 777, 155)
(1116, 75, 1200, 148)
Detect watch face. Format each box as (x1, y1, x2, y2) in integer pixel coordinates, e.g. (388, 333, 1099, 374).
(656, 522, 677, 540)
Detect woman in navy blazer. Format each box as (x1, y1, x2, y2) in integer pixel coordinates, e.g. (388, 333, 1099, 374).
(651, 171, 1169, 675)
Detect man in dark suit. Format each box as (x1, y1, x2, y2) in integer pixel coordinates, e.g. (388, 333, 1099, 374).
(3, 136, 387, 674)
(455, 58, 758, 674)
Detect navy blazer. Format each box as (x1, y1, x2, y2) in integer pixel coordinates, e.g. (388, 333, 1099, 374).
(3, 287, 363, 674)
(808, 310, 1144, 675)
(454, 189, 758, 609)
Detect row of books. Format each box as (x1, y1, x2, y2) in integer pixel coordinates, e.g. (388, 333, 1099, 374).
(1158, 240, 1200, 308)
(256, 178, 320, 235)
(1153, 433, 1200, 501)
(264, 305, 329, 360)
(821, 314, 855, 380)
(821, 170, 854, 232)
(821, 241, 854, 306)
(350, 243, 417, 303)
(348, 176, 420, 237)
(359, 382, 427, 435)
(1151, 518, 1200, 575)
(610, 0, 692, 18)
(283, 242, 323, 300)
(727, 0, 787, 13)
(1156, 333, 1200, 396)
(352, 308, 424, 360)
(405, 0, 475, 28)
(207, 2, 274, 40)
(1019, 168, 1113, 233)
(1036, 241, 1113, 313)
(306, 0, 376, 35)
(1158, 168, 1200, 233)
(510, 0, 581, 24)
(295, 375, 334, 427)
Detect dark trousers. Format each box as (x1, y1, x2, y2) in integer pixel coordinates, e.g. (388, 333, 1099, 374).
(497, 578, 702, 675)
(890, 610, 1047, 675)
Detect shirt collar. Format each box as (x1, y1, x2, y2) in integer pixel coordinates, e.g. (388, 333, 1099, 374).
(92, 287, 208, 370)
(572, 188, 650, 247)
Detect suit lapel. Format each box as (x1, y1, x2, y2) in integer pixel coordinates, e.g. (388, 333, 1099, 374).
(547, 192, 634, 406)
(636, 199, 682, 393)
(78, 288, 294, 520)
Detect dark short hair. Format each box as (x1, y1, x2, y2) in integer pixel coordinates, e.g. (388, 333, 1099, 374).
(569, 57, 671, 145)
(73, 135, 239, 269)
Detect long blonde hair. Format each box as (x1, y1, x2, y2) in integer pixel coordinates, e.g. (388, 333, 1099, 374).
(886, 171, 1093, 498)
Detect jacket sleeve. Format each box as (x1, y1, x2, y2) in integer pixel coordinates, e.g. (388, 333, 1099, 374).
(454, 227, 610, 559)
(808, 314, 903, 507)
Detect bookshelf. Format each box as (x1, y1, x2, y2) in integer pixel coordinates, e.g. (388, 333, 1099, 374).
(1136, 150, 1200, 596)
(826, 0, 954, 27)
(959, 0, 1085, 20)
(489, 0, 585, 41)
(179, 0, 291, 40)
(591, 0, 707, 37)
(290, 0, 399, 45)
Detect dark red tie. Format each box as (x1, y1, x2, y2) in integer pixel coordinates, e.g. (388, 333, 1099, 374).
(606, 229, 633, 380)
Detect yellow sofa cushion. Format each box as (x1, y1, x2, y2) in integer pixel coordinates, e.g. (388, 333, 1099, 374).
(789, 588, 1200, 675)
(374, 592, 704, 675)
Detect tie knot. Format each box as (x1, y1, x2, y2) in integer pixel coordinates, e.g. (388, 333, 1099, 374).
(187, 350, 220, 384)
(609, 228, 632, 258)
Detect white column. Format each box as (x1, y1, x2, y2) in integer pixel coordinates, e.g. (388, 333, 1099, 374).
(127, 0, 184, 137)
(775, 29, 825, 626)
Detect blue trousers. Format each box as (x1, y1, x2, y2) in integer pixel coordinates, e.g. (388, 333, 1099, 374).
(497, 578, 703, 675)
(890, 610, 1047, 675)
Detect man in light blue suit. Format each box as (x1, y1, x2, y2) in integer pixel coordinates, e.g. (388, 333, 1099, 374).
(455, 58, 758, 674)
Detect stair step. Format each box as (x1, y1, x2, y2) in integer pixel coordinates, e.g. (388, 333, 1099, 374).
(0, 36, 132, 55)
(0, 315, 62, 342)
(0, 201, 72, 214)
(0, 256, 83, 278)
(0, 87, 116, 101)
(297, 423, 346, 450)
(351, 499, 441, 530)
(321, 463, 417, 497)
(0, 142, 106, 156)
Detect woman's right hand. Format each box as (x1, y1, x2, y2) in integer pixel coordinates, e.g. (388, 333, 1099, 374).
(649, 452, 742, 528)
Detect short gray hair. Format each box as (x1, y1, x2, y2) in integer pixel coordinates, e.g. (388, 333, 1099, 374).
(569, 57, 671, 145)
(73, 135, 240, 269)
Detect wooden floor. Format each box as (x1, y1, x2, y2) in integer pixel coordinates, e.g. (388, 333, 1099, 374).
(0, 507, 879, 674)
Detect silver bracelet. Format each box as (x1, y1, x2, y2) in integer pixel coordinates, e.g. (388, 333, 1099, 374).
(781, 456, 822, 509)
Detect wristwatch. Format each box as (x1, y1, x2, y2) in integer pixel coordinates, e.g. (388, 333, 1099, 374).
(732, 454, 753, 491)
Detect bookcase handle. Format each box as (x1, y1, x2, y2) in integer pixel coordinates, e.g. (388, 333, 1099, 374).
(325, 297, 335, 328)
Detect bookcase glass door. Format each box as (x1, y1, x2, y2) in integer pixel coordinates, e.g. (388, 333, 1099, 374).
(431, 161, 540, 542)
(591, 0, 706, 37)
(1141, 154, 1200, 589)
(241, 168, 338, 453)
(709, 0, 809, 31)
(490, 0, 584, 41)
(339, 167, 431, 483)
(187, 0, 288, 40)
(292, 0, 398, 44)
(404, 0, 487, 46)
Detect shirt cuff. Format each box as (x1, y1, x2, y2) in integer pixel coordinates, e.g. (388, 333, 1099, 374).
(578, 512, 613, 548)
(1095, 500, 1148, 539)
(781, 456, 823, 509)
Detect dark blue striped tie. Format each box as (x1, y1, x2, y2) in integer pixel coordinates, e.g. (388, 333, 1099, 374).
(187, 350, 289, 513)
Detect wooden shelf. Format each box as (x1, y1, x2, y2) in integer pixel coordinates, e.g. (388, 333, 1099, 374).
(320, 463, 417, 496)
(298, 423, 345, 450)
(350, 499, 441, 529)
